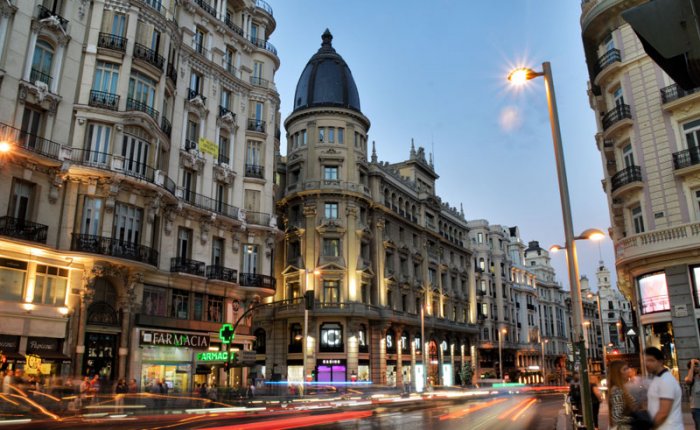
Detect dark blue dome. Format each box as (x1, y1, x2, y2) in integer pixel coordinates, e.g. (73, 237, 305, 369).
(293, 29, 361, 113)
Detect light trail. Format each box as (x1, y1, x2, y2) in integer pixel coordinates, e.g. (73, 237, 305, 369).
(511, 398, 538, 421)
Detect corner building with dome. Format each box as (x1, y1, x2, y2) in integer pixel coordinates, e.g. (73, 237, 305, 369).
(254, 30, 479, 388)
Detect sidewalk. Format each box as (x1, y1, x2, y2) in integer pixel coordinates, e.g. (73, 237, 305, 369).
(557, 402, 696, 429)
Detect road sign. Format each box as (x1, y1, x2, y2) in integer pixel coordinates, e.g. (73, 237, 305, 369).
(627, 328, 636, 336)
(239, 350, 257, 366)
(219, 324, 235, 344)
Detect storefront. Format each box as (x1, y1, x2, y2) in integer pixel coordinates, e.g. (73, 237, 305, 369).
(315, 358, 346, 383)
(386, 360, 397, 386)
(25, 337, 71, 377)
(357, 360, 370, 382)
(0, 335, 22, 371)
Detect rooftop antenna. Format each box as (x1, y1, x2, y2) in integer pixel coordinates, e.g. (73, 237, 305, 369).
(430, 132, 435, 167)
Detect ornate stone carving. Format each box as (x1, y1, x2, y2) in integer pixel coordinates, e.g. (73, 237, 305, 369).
(185, 97, 208, 119)
(147, 193, 162, 224)
(213, 163, 235, 184)
(104, 181, 121, 213)
(18, 81, 61, 115)
(200, 217, 212, 245)
(179, 149, 205, 172)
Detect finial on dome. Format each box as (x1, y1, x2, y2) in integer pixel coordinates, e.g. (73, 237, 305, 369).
(371, 140, 377, 163)
(410, 138, 416, 158)
(322, 29, 333, 47)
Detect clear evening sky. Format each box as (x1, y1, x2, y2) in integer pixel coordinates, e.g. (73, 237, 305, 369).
(269, 0, 614, 291)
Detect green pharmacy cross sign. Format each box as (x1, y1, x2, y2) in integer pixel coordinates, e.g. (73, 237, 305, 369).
(219, 324, 235, 344)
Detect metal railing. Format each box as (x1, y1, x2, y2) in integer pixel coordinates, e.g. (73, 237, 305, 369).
(245, 164, 264, 178)
(163, 175, 177, 195)
(0, 121, 62, 160)
(594, 48, 621, 76)
(222, 60, 237, 76)
(37, 5, 68, 31)
(160, 116, 172, 137)
(245, 211, 271, 226)
(602, 104, 632, 130)
(170, 257, 205, 276)
(672, 146, 700, 170)
(143, 0, 162, 12)
(247, 118, 266, 133)
(133, 42, 165, 70)
(206, 265, 238, 282)
(122, 158, 156, 183)
(185, 139, 197, 151)
(239, 273, 275, 290)
(219, 105, 234, 118)
(97, 32, 127, 52)
(89, 90, 120, 111)
(0, 216, 48, 244)
(30, 68, 52, 87)
(611, 165, 642, 191)
(188, 88, 207, 104)
(661, 83, 700, 104)
(71, 148, 111, 168)
(640, 295, 670, 314)
(249, 37, 277, 56)
(71, 233, 159, 266)
(250, 76, 269, 87)
(194, 0, 217, 18)
(166, 63, 178, 85)
(193, 43, 209, 58)
(224, 16, 245, 37)
(179, 187, 240, 220)
(217, 152, 230, 165)
(255, 0, 273, 16)
(126, 97, 159, 121)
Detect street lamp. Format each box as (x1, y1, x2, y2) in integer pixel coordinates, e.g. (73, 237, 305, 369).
(541, 337, 549, 385)
(498, 328, 507, 382)
(508, 62, 595, 430)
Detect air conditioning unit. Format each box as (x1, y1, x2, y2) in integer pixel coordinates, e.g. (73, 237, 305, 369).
(185, 140, 197, 151)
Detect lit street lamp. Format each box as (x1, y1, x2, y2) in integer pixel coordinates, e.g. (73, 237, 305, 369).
(498, 328, 507, 382)
(508, 62, 595, 430)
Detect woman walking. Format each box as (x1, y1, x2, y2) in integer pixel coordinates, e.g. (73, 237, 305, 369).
(608, 360, 636, 430)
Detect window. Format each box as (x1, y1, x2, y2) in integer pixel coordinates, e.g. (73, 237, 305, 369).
(318, 127, 325, 143)
(193, 27, 205, 53)
(193, 293, 204, 321)
(93, 61, 120, 94)
(31, 265, 66, 307)
(218, 133, 230, 164)
(151, 28, 161, 52)
(323, 166, 338, 181)
(186, 119, 199, 149)
(206, 296, 223, 322)
(477, 232, 483, 244)
(128, 72, 156, 108)
(325, 202, 338, 219)
(253, 61, 264, 79)
(0, 259, 27, 302)
(181, 169, 195, 202)
(142, 285, 167, 316)
(246, 140, 262, 166)
(683, 119, 700, 150)
(190, 72, 202, 94)
(84, 124, 112, 164)
(8, 179, 35, 221)
(319, 322, 343, 352)
(694, 189, 700, 221)
(322, 238, 340, 257)
(220, 89, 232, 110)
(31, 40, 54, 85)
(20, 106, 43, 149)
(638, 272, 670, 314)
(224, 46, 236, 73)
(177, 227, 192, 260)
(242, 244, 258, 274)
(171, 289, 189, 319)
(122, 134, 150, 177)
(358, 324, 368, 353)
(338, 128, 344, 144)
(622, 144, 635, 168)
(254, 328, 266, 354)
(323, 280, 339, 303)
(328, 127, 335, 143)
(110, 12, 126, 37)
(113, 203, 142, 244)
(613, 87, 625, 107)
(631, 205, 645, 234)
(212, 237, 224, 266)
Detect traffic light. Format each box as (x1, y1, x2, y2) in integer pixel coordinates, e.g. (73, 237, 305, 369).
(622, 0, 700, 90)
(304, 290, 315, 310)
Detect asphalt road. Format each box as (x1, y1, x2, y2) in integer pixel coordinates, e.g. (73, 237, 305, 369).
(0, 393, 566, 430)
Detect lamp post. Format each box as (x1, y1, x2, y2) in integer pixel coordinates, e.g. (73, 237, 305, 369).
(498, 328, 507, 382)
(588, 291, 607, 375)
(508, 63, 597, 430)
(541, 338, 549, 384)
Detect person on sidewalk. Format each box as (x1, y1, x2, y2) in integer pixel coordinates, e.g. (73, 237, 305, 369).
(625, 367, 649, 408)
(608, 360, 636, 430)
(644, 346, 683, 430)
(684, 358, 700, 430)
(590, 375, 603, 430)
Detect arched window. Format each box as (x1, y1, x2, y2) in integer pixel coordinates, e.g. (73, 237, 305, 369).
(254, 328, 266, 354)
(358, 324, 368, 353)
(385, 328, 396, 354)
(320, 322, 343, 352)
(87, 279, 119, 326)
(31, 40, 54, 85)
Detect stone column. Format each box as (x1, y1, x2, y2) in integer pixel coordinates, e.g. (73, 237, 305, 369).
(410, 332, 417, 390)
(373, 218, 385, 306)
(118, 271, 142, 379)
(345, 204, 358, 301)
(74, 270, 97, 376)
(347, 319, 361, 382)
(370, 322, 389, 385)
(394, 324, 404, 387)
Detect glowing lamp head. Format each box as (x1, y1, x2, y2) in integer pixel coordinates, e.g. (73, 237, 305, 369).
(313, 268, 321, 276)
(58, 307, 69, 315)
(0, 141, 10, 154)
(577, 228, 606, 241)
(549, 244, 563, 253)
(507, 67, 538, 85)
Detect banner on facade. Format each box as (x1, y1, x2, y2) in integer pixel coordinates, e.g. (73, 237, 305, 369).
(140, 330, 210, 349)
(198, 138, 218, 156)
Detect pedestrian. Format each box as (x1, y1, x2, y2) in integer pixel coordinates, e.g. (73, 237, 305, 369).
(607, 360, 636, 430)
(644, 346, 683, 430)
(207, 383, 218, 402)
(114, 378, 128, 414)
(624, 367, 649, 408)
(128, 378, 138, 393)
(199, 382, 208, 399)
(685, 358, 700, 430)
(79, 376, 91, 410)
(569, 374, 582, 413)
(590, 375, 603, 430)
(2, 370, 12, 394)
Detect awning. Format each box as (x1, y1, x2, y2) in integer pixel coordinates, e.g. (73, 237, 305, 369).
(2, 351, 23, 361)
(29, 352, 72, 363)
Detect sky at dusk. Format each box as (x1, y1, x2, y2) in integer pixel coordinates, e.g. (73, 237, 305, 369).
(268, 0, 614, 290)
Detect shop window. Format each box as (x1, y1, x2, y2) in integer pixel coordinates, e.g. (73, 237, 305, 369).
(33, 265, 68, 305)
(0, 258, 27, 302)
(143, 285, 167, 316)
(254, 328, 266, 354)
(638, 272, 670, 314)
(171, 289, 190, 319)
(289, 323, 302, 353)
(385, 329, 396, 354)
(320, 322, 343, 352)
(401, 331, 409, 353)
(358, 324, 368, 353)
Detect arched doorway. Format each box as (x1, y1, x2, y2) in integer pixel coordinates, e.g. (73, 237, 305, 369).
(83, 278, 119, 385)
(428, 339, 439, 386)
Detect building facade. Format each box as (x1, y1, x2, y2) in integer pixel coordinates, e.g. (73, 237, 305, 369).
(581, 0, 700, 375)
(0, 0, 280, 391)
(591, 261, 634, 359)
(260, 30, 478, 389)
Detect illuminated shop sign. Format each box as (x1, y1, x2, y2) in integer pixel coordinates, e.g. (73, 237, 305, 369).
(321, 359, 342, 365)
(140, 330, 210, 349)
(196, 351, 230, 362)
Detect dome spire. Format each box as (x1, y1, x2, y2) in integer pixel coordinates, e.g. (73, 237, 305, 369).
(322, 29, 333, 47)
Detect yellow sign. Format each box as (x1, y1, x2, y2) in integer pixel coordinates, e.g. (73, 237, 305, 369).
(40, 363, 52, 375)
(25, 354, 41, 375)
(198, 137, 218, 157)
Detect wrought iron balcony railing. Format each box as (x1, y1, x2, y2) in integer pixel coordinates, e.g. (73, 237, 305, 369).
(219, 105, 234, 118)
(97, 32, 127, 52)
(0, 216, 48, 244)
(89, 90, 120, 111)
(249, 37, 277, 56)
(602, 104, 632, 130)
(188, 88, 207, 104)
(0, 121, 62, 160)
(30, 68, 52, 87)
(247, 118, 266, 133)
(594, 48, 621, 76)
(194, 0, 217, 18)
(245, 164, 264, 179)
(37, 5, 68, 31)
(610, 165, 643, 191)
(660, 83, 700, 104)
(250, 76, 269, 87)
(245, 211, 271, 226)
(255, 0, 273, 16)
(71, 148, 111, 168)
(206, 265, 238, 282)
(160, 116, 172, 137)
(133, 42, 165, 70)
(672, 146, 700, 170)
(239, 273, 275, 290)
(224, 16, 245, 37)
(178, 188, 240, 220)
(71, 233, 159, 266)
(170, 257, 205, 276)
(126, 97, 159, 121)
(217, 152, 230, 165)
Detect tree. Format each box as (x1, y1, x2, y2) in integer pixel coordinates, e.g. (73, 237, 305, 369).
(459, 364, 474, 387)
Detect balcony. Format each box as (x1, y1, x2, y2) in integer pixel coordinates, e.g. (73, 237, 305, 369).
(245, 164, 264, 179)
(222, 60, 238, 77)
(239, 273, 276, 291)
(142, 0, 162, 12)
(89, 90, 120, 111)
(166, 63, 177, 85)
(217, 152, 230, 165)
(247, 118, 266, 133)
(71, 148, 111, 168)
(126, 97, 159, 121)
(194, 0, 217, 18)
(661, 83, 700, 111)
(121, 158, 156, 183)
(37, 5, 68, 31)
(249, 37, 277, 56)
(160, 116, 172, 137)
(178, 187, 240, 220)
(30, 68, 52, 88)
(602, 104, 632, 131)
(71, 233, 159, 266)
(255, 0, 273, 16)
(97, 32, 127, 52)
(187, 88, 207, 104)
(206, 265, 238, 283)
(193, 43, 209, 59)
(246, 211, 271, 227)
(133, 43, 165, 70)
(0, 121, 62, 160)
(184, 139, 197, 151)
(170, 257, 205, 276)
(672, 146, 700, 173)
(224, 16, 245, 37)
(616, 221, 700, 265)
(593, 48, 621, 82)
(250, 76, 269, 88)
(219, 105, 235, 119)
(610, 165, 642, 193)
(0, 216, 48, 244)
